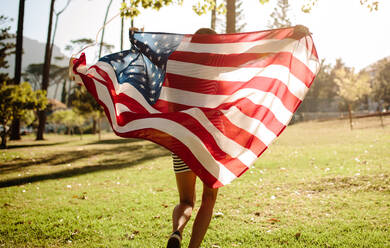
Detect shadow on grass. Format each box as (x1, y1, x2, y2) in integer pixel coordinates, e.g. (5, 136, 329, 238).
(86, 138, 141, 145)
(0, 148, 170, 188)
(5, 141, 71, 149)
(0, 141, 165, 175)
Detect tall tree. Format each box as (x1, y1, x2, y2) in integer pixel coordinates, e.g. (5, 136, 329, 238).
(10, 0, 26, 140)
(372, 59, 390, 110)
(121, 0, 183, 19)
(334, 66, 372, 130)
(37, 0, 55, 140)
(268, 0, 292, 28)
(13, 1, 25, 87)
(302, 0, 380, 12)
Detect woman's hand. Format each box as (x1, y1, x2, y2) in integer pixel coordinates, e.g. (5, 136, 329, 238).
(292, 25, 311, 39)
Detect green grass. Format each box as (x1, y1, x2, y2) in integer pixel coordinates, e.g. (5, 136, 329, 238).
(0, 117, 389, 247)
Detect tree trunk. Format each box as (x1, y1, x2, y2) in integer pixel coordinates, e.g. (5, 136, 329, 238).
(61, 80, 67, 103)
(347, 103, 353, 130)
(10, 0, 26, 141)
(37, 0, 56, 141)
(98, 116, 101, 141)
(92, 118, 97, 134)
(99, 0, 113, 58)
(0, 124, 7, 149)
(378, 105, 384, 128)
(226, 0, 236, 33)
(79, 126, 83, 140)
(1, 134, 6, 149)
(211, 0, 216, 30)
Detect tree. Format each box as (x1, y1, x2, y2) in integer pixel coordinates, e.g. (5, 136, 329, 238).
(70, 86, 104, 140)
(37, 0, 56, 141)
(192, 0, 225, 30)
(0, 82, 47, 148)
(10, 0, 26, 141)
(48, 109, 85, 139)
(334, 66, 372, 130)
(194, 0, 379, 33)
(302, 0, 380, 13)
(121, 0, 183, 19)
(0, 16, 16, 84)
(23, 63, 67, 93)
(65, 38, 114, 63)
(372, 59, 390, 110)
(268, 0, 292, 28)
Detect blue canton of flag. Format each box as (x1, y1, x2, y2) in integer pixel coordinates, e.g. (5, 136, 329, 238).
(99, 31, 184, 105)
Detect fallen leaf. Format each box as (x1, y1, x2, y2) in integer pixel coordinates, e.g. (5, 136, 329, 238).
(267, 218, 280, 224)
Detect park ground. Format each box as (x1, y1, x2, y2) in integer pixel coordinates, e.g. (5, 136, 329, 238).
(0, 116, 389, 248)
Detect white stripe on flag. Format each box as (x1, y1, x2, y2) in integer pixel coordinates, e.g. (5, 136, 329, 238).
(220, 106, 276, 146)
(167, 60, 261, 82)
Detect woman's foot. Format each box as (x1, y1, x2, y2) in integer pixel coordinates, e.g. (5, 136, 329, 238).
(167, 230, 181, 248)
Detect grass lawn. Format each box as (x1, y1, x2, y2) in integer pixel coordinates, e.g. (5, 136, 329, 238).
(0, 116, 389, 247)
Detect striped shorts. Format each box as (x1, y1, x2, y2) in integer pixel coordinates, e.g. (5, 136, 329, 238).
(172, 153, 191, 173)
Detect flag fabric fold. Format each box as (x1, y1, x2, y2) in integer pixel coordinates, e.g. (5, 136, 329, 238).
(72, 27, 320, 188)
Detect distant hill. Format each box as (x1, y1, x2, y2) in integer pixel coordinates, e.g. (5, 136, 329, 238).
(1, 36, 69, 78)
(0, 36, 71, 101)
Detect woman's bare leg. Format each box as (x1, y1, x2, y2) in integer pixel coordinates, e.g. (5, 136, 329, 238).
(188, 183, 218, 248)
(172, 171, 197, 235)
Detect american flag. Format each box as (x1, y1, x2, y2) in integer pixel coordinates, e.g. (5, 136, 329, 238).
(72, 27, 320, 188)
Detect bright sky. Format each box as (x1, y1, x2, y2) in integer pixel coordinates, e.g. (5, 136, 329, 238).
(2, 0, 390, 70)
